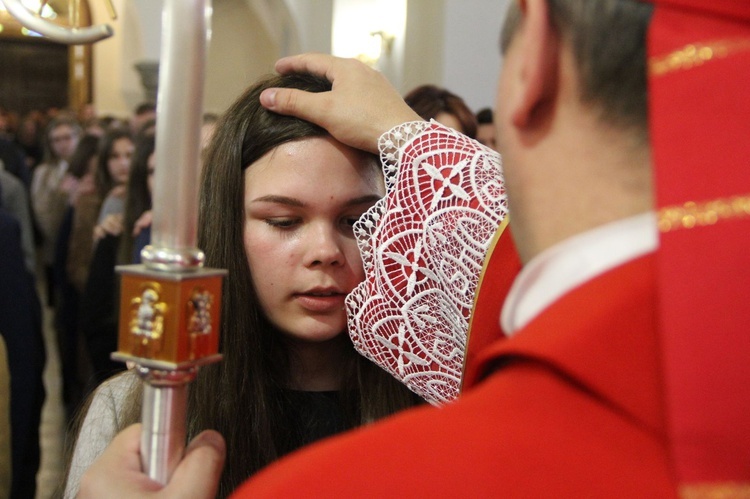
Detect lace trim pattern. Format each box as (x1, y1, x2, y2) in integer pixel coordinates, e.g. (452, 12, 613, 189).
(378, 120, 434, 187)
(347, 120, 508, 404)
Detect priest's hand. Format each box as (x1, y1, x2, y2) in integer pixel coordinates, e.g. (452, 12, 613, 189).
(260, 53, 422, 154)
(78, 424, 226, 499)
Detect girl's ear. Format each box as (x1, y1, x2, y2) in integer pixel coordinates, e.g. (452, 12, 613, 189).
(508, 0, 561, 129)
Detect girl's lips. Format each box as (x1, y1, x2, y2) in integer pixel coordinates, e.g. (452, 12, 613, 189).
(294, 293, 347, 312)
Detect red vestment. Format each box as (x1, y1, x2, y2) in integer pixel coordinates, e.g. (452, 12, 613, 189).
(233, 255, 677, 498)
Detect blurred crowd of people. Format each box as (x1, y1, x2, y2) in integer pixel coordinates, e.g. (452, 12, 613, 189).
(0, 101, 158, 499)
(0, 100, 222, 497)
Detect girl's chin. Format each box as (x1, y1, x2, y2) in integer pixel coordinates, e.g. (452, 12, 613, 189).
(280, 325, 348, 345)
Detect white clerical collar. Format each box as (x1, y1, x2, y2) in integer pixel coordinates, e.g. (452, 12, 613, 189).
(500, 212, 658, 336)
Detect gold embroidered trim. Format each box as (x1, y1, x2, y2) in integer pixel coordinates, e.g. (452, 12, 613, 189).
(680, 482, 750, 499)
(658, 195, 750, 233)
(649, 39, 750, 76)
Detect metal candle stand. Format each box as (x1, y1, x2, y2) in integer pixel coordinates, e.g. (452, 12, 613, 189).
(110, 0, 221, 483)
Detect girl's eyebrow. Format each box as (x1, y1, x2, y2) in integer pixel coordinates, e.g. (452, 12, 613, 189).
(250, 194, 382, 208)
(346, 195, 382, 207)
(251, 195, 304, 207)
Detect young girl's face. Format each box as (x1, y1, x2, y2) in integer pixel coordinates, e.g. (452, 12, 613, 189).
(108, 137, 135, 185)
(243, 136, 383, 344)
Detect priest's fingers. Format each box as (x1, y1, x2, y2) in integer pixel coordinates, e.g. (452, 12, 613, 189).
(260, 53, 421, 154)
(78, 425, 225, 499)
(162, 430, 226, 499)
(78, 424, 163, 498)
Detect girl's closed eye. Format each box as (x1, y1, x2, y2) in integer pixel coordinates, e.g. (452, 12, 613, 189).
(341, 214, 364, 232)
(265, 217, 301, 229)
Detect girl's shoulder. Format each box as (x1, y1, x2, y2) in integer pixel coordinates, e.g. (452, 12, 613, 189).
(65, 371, 140, 498)
(90, 370, 139, 411)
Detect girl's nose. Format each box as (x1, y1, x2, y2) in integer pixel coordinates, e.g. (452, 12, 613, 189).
(304, 224, 344, 268)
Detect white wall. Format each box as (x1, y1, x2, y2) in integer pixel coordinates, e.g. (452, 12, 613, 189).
(284, 0, 333, 54)
(89, 0, 144, 116)
(203, 0, 278, 114)
(441, 0, 510, 113)
(132, 0, 163, 60)
(401, 0, 444, 95)
(326, 0, 511, 111)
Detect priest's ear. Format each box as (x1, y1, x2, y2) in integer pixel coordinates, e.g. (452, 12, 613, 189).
(505, 0, 561, 130)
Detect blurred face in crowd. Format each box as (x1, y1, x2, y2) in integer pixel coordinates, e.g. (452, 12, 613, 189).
(146, 153, 156, 194)
(50, 124, 80, 161)
(108, 137, 135, 185)
(434, 112, 465, 135)
(477, 122, 497, 150)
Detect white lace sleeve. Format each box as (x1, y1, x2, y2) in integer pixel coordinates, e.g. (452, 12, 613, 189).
(347, 120, 508, 405)
(63, 372, 139, 498)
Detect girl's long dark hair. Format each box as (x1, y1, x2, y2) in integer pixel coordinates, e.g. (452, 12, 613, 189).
(404, 84, 478, 139)
(67, 134, 100, 179)
(103, 73, 420, 498)
(118, 134, 156, 265)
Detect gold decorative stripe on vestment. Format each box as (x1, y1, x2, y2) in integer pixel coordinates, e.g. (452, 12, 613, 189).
(649, 39, 750, 76)
(460, 214, 510, 391)
(680, 482, 750, 499)
(658, 194, 750, 233)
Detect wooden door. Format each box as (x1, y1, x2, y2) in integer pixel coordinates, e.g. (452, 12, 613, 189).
(0, 38, 69, 115)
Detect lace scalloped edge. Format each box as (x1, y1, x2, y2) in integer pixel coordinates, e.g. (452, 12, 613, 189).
(378, 120, 435, 180)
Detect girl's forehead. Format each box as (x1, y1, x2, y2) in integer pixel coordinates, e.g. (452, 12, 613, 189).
(247, 138, 371, 178)
(243, 137, 383, 200)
